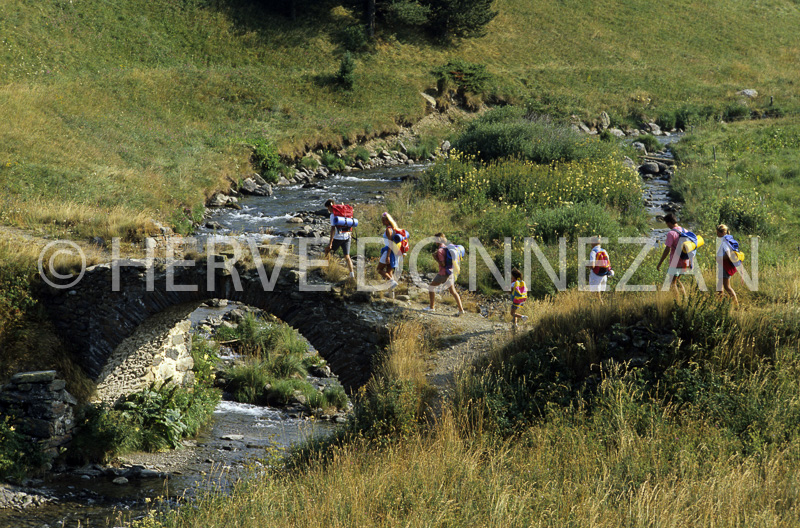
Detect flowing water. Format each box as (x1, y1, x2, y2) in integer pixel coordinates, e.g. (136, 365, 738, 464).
(201, 163, 428, 235)
(0, 163, 427, 528)
(2, 142, 683, 527)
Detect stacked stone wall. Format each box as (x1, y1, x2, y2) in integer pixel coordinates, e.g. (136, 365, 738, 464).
(93, 305, 194, 404)
(0, 371, 76, 466)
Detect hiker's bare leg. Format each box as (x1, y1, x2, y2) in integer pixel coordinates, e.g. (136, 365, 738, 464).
(377, 262, 391, 280)
(723, 277, 739, 306)
(449, 284, 464, 312)
(428, 289, 436, 309)
(344, 255, 354, 275)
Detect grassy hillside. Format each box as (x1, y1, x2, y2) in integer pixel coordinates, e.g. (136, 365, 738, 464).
(1, 0, 800, 237)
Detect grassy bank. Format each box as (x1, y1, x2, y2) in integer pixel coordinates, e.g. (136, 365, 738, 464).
(2, 0, 800, 240)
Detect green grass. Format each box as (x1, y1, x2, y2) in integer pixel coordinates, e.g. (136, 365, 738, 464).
(672, 116, 800, 244)
(2, 0, 800, 238)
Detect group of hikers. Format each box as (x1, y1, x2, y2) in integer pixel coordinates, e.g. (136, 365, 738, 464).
(323, 201, 745, 326)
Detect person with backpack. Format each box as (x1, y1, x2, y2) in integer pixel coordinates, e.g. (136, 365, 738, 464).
(656, 213, 700, 298)
(716, 223, 740, 306)
(586, 236, 614, 299)
(377, 212, 409, 290)
(324, 199, 356, 279)
(424, 233, 465, 316)
(510, 267, 528, 327)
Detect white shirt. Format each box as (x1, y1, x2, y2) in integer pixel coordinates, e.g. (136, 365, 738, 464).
(330, 214, 351, 241)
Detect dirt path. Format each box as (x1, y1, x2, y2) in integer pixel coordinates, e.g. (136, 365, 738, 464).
(403, 299, 515, 408)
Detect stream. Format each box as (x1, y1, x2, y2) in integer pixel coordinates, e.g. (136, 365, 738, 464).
(1, 139, 681, 527)
(0, 164, 427, 528)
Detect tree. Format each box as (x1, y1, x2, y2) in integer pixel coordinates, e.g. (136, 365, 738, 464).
(427, 0, 497, 39)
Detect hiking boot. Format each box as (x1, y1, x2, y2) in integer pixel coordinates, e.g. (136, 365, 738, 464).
(422, 306, 435, 312)
(454, 311, 465, 317)
(388, 279, 399, 290)
(349, 271, 355, 278)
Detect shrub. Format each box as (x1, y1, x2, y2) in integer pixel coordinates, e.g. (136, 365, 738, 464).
(353, 146, 371, 162)
(348, 379, 425, 442)
(420, 154, 642, 215)
(252, 139, 282, 181)
(530, 202, 623, 243)
(717, 193, 774, 236)
(336, 52, 356, 90)
(339, 25, 370, 52)
(432, 59, 493, 96)
(405, 136, 439, 160)
(68, 382, 220, 463)
(320, 151, 346, 172)
(452, 107, 618, 163)
(191, 338, 220, 387)
(0, 416, 46, 479)
(323, 385, 349, 409)
(299, 156, 319, 170)
(386, 0, 431, 27)
(633, 134, 662, 154)
(722, 102, 750, 122)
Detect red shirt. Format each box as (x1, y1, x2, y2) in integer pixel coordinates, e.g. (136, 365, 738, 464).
(665, 227, 691, 269)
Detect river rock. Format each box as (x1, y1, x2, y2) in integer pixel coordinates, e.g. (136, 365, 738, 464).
(738, 89, 758, 98)
(287, 217, 304, 224)
(607, 128, 625, 138)
(639, 162, 660, 175)
(599, 111, 611, 129)
(209, 194, 229, 207)
(632, 142, 647, 154)
(112, 477, 129, 485)
(646, 123, 662, 135)
(221, 434, 244, 441)
(240, 178, 258, 194)
(309, 364, 332, 378)
(441, 140, 451, 153)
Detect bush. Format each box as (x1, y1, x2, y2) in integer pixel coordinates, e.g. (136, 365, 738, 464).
(633, 134, 662, 154)
(717, 193, 774, 236)
(323, 385, 349, 409)
(0, 416, 46, 479)
(252, 139, 282, 181)
(421, 154, 642, 215)
(406, 136, 439, 160)
(722, 102, 750, 122)
(336, 52, 356, 90)
(386, 0, 431, 27)
(432, 59, 493, 96)
(348, 379, 425, 443)
(452, 106, 618, 163)
(191, 338, 220, 387)
(339, 25, 370, 52)
(353, 146, 370, 162)
(529, 203, 623, 243)
(68, 383, 220, 463)
(299, 156, 319, 170)
(320, 151, 346, 172)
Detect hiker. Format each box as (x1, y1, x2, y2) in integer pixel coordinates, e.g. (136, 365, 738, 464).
(377, 212, 408, 289)
(586, 236, 614, 299)
(656, 213, 691, 298)
(424, 233, 465, 316)
(324, 199, 355, 279)
(716, 223, 740, 306)
(510, 267, 528, 327)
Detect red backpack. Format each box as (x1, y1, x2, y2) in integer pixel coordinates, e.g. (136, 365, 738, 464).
(330, 203, 354, 232)
(591, 249, 611, 276)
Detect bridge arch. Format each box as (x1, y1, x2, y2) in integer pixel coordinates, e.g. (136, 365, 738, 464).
(39, 258, 397, 394)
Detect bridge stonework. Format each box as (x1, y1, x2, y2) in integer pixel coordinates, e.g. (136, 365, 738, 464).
(39, 258, 395, 392)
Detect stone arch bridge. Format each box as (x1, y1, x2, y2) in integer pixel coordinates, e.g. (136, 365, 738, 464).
(38, 255, 401, 398)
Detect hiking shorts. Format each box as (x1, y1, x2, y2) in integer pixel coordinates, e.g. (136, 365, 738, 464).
(430, 274, 454, 291)
(331, 238, 351, 256)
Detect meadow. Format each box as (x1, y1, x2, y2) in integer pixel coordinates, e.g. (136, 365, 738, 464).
(2, 0, 800, 241)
